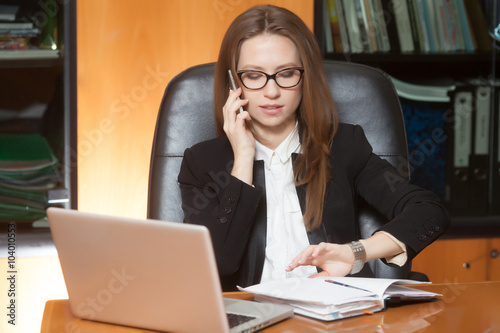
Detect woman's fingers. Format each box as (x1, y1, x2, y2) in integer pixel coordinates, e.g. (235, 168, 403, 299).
(223, 88, 250, 139)
(225, 88, 246, 117)
(286, 245, 317, 271)
(287, 242, 354, 277)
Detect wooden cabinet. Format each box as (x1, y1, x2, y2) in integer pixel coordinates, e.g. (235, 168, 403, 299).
(412, 238, 500, 282)
(76, 0, 313, 217)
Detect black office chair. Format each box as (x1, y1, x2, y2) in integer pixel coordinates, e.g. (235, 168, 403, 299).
(148, 60, 413, 279)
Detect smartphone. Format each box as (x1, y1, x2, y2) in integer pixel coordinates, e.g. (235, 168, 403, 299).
(228, 69, 244, 114)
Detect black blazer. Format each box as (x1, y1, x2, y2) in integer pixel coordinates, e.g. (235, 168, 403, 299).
(178, 124, 449, 291)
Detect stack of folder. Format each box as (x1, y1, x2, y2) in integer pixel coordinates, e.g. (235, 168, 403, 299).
(447, 81, 497, 216)
(392, 75, 500, 217)
(0, 133, 60, 221)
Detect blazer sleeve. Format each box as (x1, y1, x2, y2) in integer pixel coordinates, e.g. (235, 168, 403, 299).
(350, 125, 450, 260)
(178, 142, 263, 275)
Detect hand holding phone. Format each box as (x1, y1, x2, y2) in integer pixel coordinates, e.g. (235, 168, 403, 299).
(228, 69, 245, 114)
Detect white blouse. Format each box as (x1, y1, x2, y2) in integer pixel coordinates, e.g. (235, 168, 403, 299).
(256, 125, 318, 282)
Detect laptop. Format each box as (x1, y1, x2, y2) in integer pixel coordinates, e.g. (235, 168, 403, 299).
(47, 207, 293, 333)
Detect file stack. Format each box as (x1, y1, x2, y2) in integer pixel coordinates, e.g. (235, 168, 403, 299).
(392, 75, 500, 217)
(447, 81, 494, 216)
(0, 133, 60, 222)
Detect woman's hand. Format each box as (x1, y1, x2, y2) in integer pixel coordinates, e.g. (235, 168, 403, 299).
(286, 234, 406, 278)
(223, 87, 254, 185)
(286, 242, 355, 278)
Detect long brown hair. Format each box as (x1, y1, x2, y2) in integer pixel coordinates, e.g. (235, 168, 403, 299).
(214, 5, 339, 230)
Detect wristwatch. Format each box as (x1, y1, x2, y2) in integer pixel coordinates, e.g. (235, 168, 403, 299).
(348, 240, 366, 275)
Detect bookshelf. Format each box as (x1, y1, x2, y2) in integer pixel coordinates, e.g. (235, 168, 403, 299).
(0, 0, 77, 224)
(314, 0, 500, 236)
(314, 0, 498, 79)
(315, 0, 500, 282)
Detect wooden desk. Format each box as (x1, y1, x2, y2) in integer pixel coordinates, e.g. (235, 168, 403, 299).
(41, 282, 500, 332)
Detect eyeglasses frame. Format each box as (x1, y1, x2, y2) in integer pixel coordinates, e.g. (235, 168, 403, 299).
(236, 67, 305, 90)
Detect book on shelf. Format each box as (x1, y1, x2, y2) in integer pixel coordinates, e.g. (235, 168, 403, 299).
(0, 27, 41, 38)
(0, 38, 28, 50)
(392, 0, 415, 52)
(327, 0, 343, 52)
(0, 22, 34, 30)
(0, 133, 58, 168)
(0, 26, 41, 50)
(0, 133, 60, 221)
(322, 0, 492, 54)
(323, 0, 334, 53)
(341, 0, 364, 52)
(0, 4, 18, 21)
(239, 276, 440, 321)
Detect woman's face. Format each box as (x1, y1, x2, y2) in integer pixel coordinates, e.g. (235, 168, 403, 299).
(237, 33, 303, 140)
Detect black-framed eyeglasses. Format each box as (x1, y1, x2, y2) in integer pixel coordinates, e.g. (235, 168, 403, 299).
(236, 67, 304, 90)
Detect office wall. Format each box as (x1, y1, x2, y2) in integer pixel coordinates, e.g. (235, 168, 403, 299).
(77, 0, 313, 217)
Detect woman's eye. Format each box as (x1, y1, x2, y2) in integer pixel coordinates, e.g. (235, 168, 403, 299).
(246, 73, 263, 80)
(279, 70, 295, 78)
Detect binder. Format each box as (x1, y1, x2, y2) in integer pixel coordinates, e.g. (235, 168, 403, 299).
(400, 97, 448, 203)
(447, 88, 473, 215)
(469, 85, 491, 215)
(491, 89, 500, 215)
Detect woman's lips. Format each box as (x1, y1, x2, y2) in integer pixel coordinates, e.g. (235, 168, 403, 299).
(260, 104, 283, 115)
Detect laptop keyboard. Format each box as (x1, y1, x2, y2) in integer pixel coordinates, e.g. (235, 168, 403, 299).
(227, 312, 256, 328)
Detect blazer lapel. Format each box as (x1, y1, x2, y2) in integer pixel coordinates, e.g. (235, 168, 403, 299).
(238, 160, 267, 286)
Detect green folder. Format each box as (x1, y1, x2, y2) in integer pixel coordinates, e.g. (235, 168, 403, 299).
(0, 133, 58, 169)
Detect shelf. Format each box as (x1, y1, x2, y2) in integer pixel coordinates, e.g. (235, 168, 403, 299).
(0, 49, 62, 68)
(324, 51, 493, 63)
(442, 215, 500, 239)
(323, 51, 496, 81)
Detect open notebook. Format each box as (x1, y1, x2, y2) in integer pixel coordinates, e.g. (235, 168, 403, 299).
(241, 276, 440, 321)
(47, 207, 293, 333)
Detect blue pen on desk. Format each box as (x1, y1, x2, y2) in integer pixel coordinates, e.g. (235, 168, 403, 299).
(324, 279, 372, 293)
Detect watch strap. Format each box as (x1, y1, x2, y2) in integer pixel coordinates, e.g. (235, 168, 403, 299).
(348, 240, 366, 274)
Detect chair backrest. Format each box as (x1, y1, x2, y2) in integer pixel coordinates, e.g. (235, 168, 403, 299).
(148, 60, 411, 279)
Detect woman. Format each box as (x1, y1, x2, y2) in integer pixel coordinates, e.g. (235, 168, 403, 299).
(178, 5, 449, 291)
